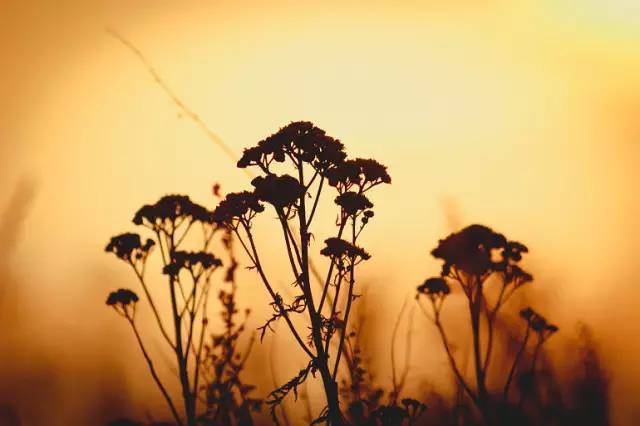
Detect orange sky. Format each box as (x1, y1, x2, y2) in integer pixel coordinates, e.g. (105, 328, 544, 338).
(1, 0, 639, 424)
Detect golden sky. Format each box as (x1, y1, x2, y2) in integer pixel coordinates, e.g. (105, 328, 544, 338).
(1, 0, 639, 424)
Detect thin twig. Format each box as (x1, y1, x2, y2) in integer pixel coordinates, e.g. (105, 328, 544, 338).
(106, 29, 251, 178)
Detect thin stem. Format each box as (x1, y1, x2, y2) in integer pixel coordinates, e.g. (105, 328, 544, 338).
(482, 283, 508, 375)
(131, 265, 175, 349)
(417, 301, 477, 403)
(297, 154, 342, 426)
(191, 281, 211, 399)
(317, 218, 348, 314)
(518, 337, 544, 409)
(127, 317, 184, 426)
(331, 218, 357, 380)
(469, 277, 491, 424)
(306, 176, 325, 227)
(503, 325, 530, 402)
(390, 297, 409, 403)
(277, 212, 302, 282)
(241, 223, 315, 359)
(324, 268, 345, 353)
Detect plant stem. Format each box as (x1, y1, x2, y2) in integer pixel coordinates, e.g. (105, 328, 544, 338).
(503, 326, 530, 402)
(297, 157, 342, 426)
(127, 318, 184, 426)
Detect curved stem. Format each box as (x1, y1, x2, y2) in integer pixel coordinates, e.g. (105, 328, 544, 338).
(241, 224, 315, 359)
(390, 297, 409, 403)
(324, 268, 345, 353)
(317, 218, 348, 315)
(128, 318, 184, 426)
(503, 325, 530, 402)
(331, 218, 357, 380)
(306, 176, 325, 227)
(131, 266, 175, 349)
(277, 213, 302, 283)
(436, 318, 477, 403)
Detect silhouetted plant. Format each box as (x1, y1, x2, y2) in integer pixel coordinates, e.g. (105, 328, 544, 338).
(105, 193, 258, 426)
(213, 122, 390, 425)
(416, 224, 558, 425)
(198, 234, 262, 425)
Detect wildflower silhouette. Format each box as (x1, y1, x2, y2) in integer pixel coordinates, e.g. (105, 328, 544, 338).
(105, 192, 260, 426)
(416, 224, 558, 425)
(213, 121, 390, 425)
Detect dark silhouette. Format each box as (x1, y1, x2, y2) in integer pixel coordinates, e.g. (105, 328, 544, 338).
(212, 122, 390, 425)
(105, 191, 260, 426)
(416, 224, 559, 425)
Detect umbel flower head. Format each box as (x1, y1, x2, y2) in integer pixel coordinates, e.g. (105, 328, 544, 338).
(133, 194, 212, 227)
(325, 158, 391, 192)
(320, 238, 371, 262)
(503, 264, 534, 287)
(237, 121, 346, 172)
(212, 191, 265, 229)
(163, 251, 223, 276)
(105, 233, 155, 262)
(417, 277, 451, 296)
(251, 174, 305, 209)
(334, 191, 373, 216)
(520, 307, 559, 336)
(431, 224, 509, 276)
(106, 288, 139, 307)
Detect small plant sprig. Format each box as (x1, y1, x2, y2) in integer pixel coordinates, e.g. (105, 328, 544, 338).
(197, 233, 262, 426)
(212, 122, 390, 425)
(416, 224, 559, 425)
(105, 193, 257, 426)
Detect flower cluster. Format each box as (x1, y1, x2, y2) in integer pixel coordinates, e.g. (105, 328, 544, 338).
(431, 224, 511, 276)
(105, 233, 155, 263)
(503, 241, 529, 262)
(325, 158, 391, 193)
(133, 195, 212, 227)
(212, 191, 265, 229)
(251, 174, 305, 209)
(417, 277, 450, 297)
(520, 307, 559, 337)
(106, 288, 139, 307)
(320, 238, 371, 262)
(163, 251, 223, 276)
(237, 121, 346, 172)
(334, 191, 373, 216)
(503, 264, 534, 288)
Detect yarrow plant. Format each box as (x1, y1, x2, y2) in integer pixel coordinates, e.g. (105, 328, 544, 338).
(416, 224, 558, 425)
(105, 193, 260, 426)
(212, 121, 390, 425)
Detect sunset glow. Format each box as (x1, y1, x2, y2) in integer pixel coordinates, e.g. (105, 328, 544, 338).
(1, 1, 638, 425)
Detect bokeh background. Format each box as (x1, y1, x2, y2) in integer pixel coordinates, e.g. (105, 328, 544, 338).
(1, 0, 639, 424)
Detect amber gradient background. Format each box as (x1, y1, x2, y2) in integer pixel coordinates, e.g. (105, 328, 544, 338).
(0, 1, 639, 425)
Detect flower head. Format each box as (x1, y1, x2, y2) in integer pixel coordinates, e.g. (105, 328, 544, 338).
(325, 158, 391, 192)
(431, 224, 508, 276)
(105, 233, 155, 262)
(163, 251, 223, 276)
(251, 174, 305, 209)
(237, 122, 346, 172)
(212, 191, 265, 228)
(334, 192, 373, 215)
(320, 237, 370, 262)
(503, 264, 533, 287)
(417, 277, 450, 296)
(520, 306, 559, 337)
(106, 288, 139, 307)
(133, 195, 212, 227)
(503, 241, 529, 262)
